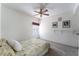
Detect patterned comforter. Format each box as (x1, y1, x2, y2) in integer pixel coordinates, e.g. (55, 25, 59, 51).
(16, 38, 49, 56)
(0, 38, 49, 56)
(0, 39, 15, 56)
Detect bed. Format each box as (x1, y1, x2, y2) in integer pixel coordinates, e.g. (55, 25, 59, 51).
(16, 38, 49, 56)
(0, 39, 15, 56)
(0, 38, 49, 56)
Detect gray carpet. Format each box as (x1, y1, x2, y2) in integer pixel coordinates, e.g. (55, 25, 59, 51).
(45, 48, 63, 56)
(45, 40, 78, 56)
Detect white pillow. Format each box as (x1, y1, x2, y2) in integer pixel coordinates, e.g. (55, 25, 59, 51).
(7, 39, 22, 52)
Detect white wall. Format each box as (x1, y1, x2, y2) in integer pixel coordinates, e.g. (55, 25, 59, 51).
(1, 5, 33, 41)
(72, 5, 79, 48)
(72, 5, 79, 32)
(39, 10, 78, 47)
(73, 5, 79, 55)
(0, 4, 1, 38)
(78, 34, 79, 55)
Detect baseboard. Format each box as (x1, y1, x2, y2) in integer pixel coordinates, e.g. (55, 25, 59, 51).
(53, 41, 78, 49)
(44, 39, 78, 49)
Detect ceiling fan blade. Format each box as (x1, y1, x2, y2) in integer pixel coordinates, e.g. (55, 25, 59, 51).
(40, 14, 42, 17)
(34, 11, 40, 13)
(40, 9, 42, 14)
(43, 9, 48, 12)
(43, 14, 49, 16)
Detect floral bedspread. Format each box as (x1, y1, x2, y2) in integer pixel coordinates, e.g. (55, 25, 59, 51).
(16, 38, 49, 56)
(0, 38, 49, 56)
(0, 39, 15, 56)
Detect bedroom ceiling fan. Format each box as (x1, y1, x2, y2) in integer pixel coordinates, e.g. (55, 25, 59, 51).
(34, 3, 49, 17)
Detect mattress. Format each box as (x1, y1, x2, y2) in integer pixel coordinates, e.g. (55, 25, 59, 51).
(16, 38, 49, 56)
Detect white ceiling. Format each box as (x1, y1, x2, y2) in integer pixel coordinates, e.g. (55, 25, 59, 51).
(2, 3, 77, 18)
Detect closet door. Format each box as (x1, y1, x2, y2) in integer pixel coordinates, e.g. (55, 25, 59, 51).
(32, 22, 40, 38)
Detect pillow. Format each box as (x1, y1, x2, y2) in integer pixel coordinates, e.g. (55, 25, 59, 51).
(0, 38, 15, 56)
(7, 39, 22, 52)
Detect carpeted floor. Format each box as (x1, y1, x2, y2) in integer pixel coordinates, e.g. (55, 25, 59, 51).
(44, 40, 78, 56)
(45, 48, 62, 56)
